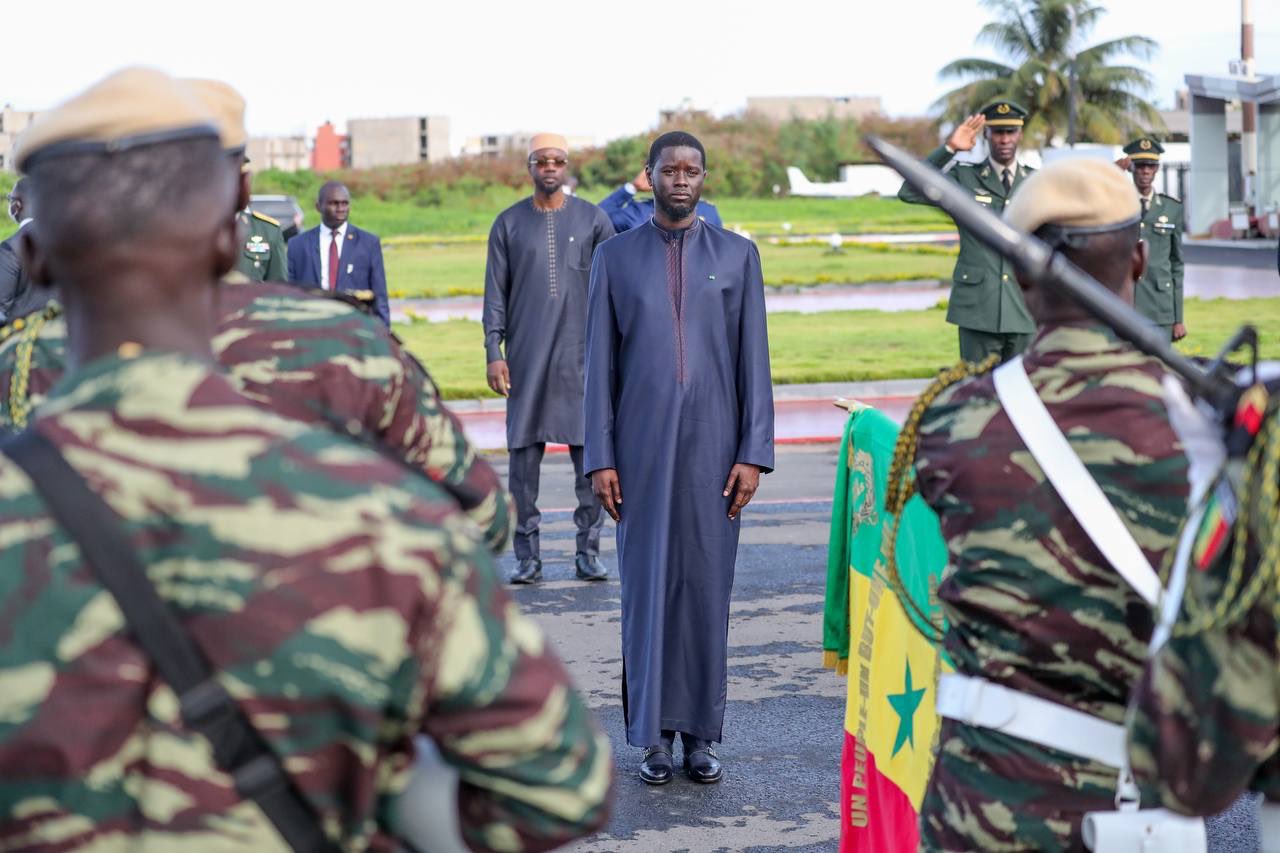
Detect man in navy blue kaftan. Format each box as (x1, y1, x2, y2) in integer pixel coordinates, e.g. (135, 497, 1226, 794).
(583, 132, 775, 787)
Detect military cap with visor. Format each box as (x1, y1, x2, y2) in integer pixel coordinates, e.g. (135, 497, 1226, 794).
(1123, 137, 1165, 162)
(14, 67, 220, 173)
(1004, 157, 1141, 249)
(981, 100, 1028, 128)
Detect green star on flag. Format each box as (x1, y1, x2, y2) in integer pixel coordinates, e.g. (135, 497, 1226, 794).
(887, 659, 927, 757)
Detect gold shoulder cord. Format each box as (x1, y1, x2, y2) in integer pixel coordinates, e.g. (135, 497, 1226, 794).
(7, 306, 58, 430)
(883, 354, 999, 643)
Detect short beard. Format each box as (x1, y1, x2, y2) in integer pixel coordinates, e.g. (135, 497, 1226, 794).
(655, 196, 695, 221)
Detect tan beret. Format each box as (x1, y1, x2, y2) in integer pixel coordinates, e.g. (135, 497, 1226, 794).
(528, 132, 569, 155)
(183, 78, 247, 152)
(1005, 157, 1141, 236)
(15, 67, 219, 172)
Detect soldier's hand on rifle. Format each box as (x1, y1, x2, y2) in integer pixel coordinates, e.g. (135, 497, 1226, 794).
(947, 114, 985, 152)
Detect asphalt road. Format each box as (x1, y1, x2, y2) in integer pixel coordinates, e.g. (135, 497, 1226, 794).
(488, 446, 845, 852)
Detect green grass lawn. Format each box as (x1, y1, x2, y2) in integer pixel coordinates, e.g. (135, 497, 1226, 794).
(397, 297, 1280, 400)
(386, 241, 958, 298)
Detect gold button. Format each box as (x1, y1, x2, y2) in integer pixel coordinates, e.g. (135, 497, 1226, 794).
(118, 342, 143, 359)
(1002, 274, 1008, 281)
(12, 318, 24, 331)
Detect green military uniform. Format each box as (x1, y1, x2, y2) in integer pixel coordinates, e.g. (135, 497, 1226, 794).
(899, 101, 1035, 363)
(236, 208, 287, 281)
(1124, 138, 1184, 339)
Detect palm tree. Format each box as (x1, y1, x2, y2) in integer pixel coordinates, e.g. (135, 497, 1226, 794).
(934, 0, 1164, 147)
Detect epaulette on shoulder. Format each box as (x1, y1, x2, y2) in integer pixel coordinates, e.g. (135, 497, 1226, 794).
(0, 301, 62, 344)
(1158, 192, 1182, 205)
(250, 210, 280, 226)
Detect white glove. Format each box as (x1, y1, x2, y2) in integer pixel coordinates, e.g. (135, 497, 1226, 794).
(1162, 374, 1225, 506)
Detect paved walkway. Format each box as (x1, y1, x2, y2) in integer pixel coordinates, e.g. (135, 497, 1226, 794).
(493, 446, 845, 851)
(392, 263, 1279, 323)
(455, 380, 924, 453)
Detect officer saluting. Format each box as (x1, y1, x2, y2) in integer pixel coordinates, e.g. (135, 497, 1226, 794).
(899, 100, 1035, 363)
(1119, 137, 1185, 341)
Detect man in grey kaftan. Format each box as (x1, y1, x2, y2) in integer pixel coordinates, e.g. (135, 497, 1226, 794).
(584, 132, 775, 786)
(483, 133, 615, 584)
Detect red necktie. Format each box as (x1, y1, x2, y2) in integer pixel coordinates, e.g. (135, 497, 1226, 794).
(328, 229, 339, 290)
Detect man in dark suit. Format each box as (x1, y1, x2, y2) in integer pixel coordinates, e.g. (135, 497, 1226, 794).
(1, 178, 52, 322)
(287, 181, 390, 325)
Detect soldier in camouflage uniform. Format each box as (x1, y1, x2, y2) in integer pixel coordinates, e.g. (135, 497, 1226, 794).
(0, 67, 610, 851)
(903, 159, 1189, 850)
(1125, 381, 1280, 824)
(898, 101, 1036, 364)
(0, 79, 512, 555)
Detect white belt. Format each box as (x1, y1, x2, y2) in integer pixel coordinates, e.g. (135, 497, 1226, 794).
(936, 673, 1126, 767)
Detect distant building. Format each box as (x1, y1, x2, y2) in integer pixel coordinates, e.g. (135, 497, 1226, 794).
(659, 98, 712, 126)
(0, 105, 41, 172)
(1158, 89, 1244, 141)
(347, 116, 449, 169)
(246, 135, 309, 172)
(746, 95, 883, 123)
(462, 131, 595, 158)
(312, 121, 349, 172)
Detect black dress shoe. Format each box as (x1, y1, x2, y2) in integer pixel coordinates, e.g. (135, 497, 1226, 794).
(639, 736, 675, 786)
(575, 553, 608, 581)
(639, 747, 673, 785)
(682, 735, 722, 783)
(509, 558, 542, 585)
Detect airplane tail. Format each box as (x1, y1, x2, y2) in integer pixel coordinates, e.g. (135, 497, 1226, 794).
(786, 166, 813, 193)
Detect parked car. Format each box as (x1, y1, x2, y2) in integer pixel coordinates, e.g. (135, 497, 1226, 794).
(249, 194, 305, 241)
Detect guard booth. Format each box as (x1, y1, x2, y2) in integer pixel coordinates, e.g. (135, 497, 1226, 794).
(1185, 73, 1280, 235)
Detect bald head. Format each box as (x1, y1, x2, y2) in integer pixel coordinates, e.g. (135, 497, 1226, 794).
(317, 181, 350, 229)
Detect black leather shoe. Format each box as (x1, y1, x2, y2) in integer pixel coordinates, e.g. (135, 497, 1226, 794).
(575, 553, 608, 581)
(639, 735, 675, 786)
(509, 558, 542, 585)
(682, 735, 722, 783)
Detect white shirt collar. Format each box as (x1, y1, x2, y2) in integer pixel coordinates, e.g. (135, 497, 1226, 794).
(322, 221, 348, 241)
(16, 217, 32, 229)
(989, 157, 1018, 176)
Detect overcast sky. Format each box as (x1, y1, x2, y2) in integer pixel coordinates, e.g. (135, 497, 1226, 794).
(6, 0, 1278, 153)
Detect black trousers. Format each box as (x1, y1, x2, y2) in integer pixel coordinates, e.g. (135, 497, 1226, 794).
(509, 443, 603, 561)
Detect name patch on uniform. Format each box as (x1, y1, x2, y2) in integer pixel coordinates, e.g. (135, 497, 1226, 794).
(974, 195, 993, 204)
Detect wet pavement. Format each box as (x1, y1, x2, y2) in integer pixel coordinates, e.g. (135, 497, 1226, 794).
(490, 445, 845, 852)
(391, 264, 1279, 323)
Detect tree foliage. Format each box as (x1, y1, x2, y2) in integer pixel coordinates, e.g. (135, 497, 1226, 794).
(257, 113, 940, 202)
(934, 0, 1164, 146)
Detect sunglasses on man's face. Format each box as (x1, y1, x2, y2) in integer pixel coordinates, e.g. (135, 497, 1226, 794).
(530, 157, 568, 168)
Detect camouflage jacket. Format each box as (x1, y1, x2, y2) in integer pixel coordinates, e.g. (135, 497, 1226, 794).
(0, 352, 611, 852)
(0, 279, 511, 553)
(1128, 406, 1280, 816)
(913, 322, 1188, 852)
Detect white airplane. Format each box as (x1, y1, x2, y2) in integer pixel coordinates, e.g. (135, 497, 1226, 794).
(786, 165, 906, 198)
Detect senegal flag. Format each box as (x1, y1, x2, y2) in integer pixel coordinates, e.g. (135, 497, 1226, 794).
(824, 405, 949, 852)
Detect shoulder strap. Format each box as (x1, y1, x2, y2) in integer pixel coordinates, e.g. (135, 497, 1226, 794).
(0, 429, 338, 853)
(992, 357, 1162, 606)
